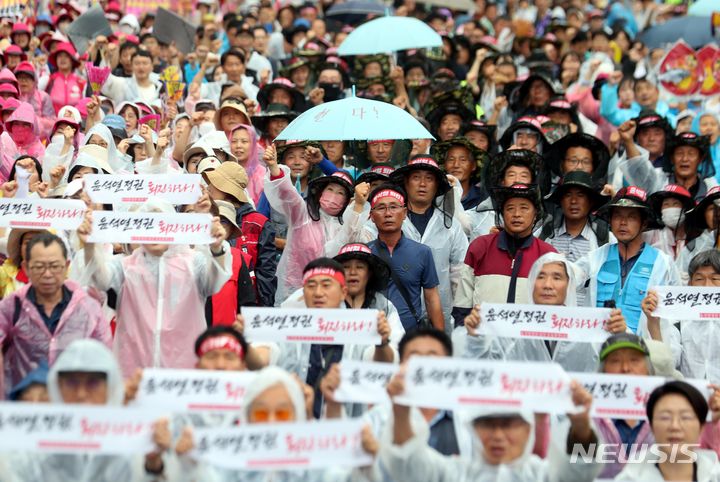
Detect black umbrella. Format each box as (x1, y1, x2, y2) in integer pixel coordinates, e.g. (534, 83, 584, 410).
(639, 16, 714, 49)
(326, 1, 388, 25)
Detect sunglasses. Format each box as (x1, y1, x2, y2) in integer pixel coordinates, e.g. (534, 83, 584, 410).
(248, 407, 294, 423)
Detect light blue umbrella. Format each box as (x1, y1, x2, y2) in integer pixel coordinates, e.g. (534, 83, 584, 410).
(337, 16, 442, 56)
(275, 90, 434, 141)
(688, 0, 719, 17)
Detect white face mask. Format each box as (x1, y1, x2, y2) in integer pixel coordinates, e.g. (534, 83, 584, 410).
(661, 207, 685, 228)
(51, 133, 64, 144)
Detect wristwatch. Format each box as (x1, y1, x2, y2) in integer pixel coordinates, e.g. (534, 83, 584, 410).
(211, 246, 226, 257)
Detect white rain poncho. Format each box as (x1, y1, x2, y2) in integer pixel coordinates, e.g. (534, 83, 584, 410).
(0, 339, 156, 482)
(172, 366, 376, 482)
(458, 252, 606, 372)
(380, 405, 601, 482)
(85, 198, 232, 378)
(82, 123, 134, 173)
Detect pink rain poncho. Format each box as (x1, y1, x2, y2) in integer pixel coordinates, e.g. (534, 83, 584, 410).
(86, 199, 232, 378)
(0, 280, 111, 398)
(0, 101, 46, 182)
(263, 165, 349, 304)
(229, 124, 266, 205)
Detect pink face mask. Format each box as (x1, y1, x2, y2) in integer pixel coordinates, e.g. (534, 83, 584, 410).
(10, 124, 34, 146)
(319, 189, 346, 216)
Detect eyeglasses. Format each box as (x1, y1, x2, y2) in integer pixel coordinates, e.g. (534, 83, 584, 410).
(27, 263, 65, 274)
(371, 204, 405, 214)
(564, 157, 593, 168)
(653, 413, 699, 426)
(248, 407, 294, 423)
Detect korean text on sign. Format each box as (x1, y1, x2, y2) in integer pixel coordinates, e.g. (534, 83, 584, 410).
(84, 174, 202, 204)
(242, 308, 380, 345)
(0, 198, 85, 230)
(0, 403, 161, 454)
(194, 420, 373, 470)
(395, 357, 575, 414)
(87, 211, 214, 245)
(479, 303, 612, 342)
(571, 372, 712, 420)
(652, 286, 720, 321)
(132, 369, 257, 412)
(333, 360, 397, 405)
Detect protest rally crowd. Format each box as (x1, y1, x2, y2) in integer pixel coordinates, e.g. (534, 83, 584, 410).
(2, 0, 720, 480)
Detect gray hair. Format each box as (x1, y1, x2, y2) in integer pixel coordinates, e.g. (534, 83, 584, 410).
(688, 249, 720, 278)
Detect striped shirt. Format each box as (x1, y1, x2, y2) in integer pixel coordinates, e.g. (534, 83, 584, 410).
(548, 222, 597, 306)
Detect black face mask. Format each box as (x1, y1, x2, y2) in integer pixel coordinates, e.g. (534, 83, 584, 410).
(318, 82, 342, 102)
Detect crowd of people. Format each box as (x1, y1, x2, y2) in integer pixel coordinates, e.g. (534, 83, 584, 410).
(0, 0, 720, 480)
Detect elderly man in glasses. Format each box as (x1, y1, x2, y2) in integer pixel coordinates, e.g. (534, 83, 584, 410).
(0, 232, 111, 398)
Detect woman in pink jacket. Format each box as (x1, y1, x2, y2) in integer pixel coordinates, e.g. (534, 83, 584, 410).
(15, 61, 55, 139)
(229, 124, 266, 205)
(0, 102, 45, 181)
(263, 143, 354, 304)
(45, 42, 85, 113)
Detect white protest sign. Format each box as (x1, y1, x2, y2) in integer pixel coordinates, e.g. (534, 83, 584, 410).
(243, 308, 380, 345)
(479, 303, 612, 343)
(571, 372, 713, 420)
(652, 286, 720, 321)
(132, 369, 257, 412)
(83, 174, 202, 204)
(87, 211, 214, 244)
(0, 198, 85, 230)
(194, 420, 373, 471)
(333, 361, 397, 405)
(395, 357, 574, 414)
(0, 403, 161, 454)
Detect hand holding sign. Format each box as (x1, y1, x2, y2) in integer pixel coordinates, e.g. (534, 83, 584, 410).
(651, 286, 720, 320)
(478, 303, 613, 343)
(243, 308, 381, 345)
(566, 381, 594, 444)
(464, 304, 482, 336)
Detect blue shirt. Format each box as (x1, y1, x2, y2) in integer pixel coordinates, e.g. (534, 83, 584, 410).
(27, 286, 72, 335)
(613, 419, 646, 455)
(369, 234, 439, 330)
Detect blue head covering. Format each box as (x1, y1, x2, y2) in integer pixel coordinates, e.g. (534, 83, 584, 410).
(9, 360, 49, 400)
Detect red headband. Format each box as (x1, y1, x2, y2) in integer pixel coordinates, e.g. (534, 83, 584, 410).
(371, 189, 405, 207)
(303, 267, 346, 286)
(339, 243, 372, 255)
(368, 139, 394, 145)
(197, 335, 244, 359)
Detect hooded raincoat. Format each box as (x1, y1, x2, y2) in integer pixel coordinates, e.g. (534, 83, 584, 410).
(0, 280, 111, 398)
(380, 407, 602, 482)
(264, 165, 350, 305)
(82, 124, 134, 173)
(458, 252, 607, 372)
(86, 199, 232, 378)
(19, 77, 55, 138)
(0, 102, 45, 180)
(230, 124, 266, 206)
(172, 366, 375, 482)
(0, 339, 165, 482)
